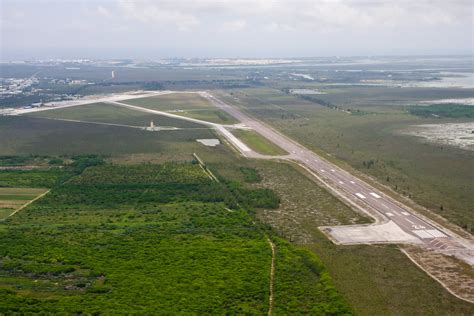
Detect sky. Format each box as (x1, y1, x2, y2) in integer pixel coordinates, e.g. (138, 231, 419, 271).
(1, 0, 473, 61)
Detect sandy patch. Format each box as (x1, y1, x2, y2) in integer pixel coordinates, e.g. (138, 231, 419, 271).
(289, 89, 326, 95)
(403, 245, 474, 303)
(418, 98, 474, 106)
(196, 139, 220, 147)
(402, 122, 474, 151)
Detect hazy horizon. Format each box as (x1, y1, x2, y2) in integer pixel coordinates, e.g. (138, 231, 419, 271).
(1, 0, 473, 61)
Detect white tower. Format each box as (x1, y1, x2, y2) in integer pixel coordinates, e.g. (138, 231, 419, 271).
(111, 71, 115, 79)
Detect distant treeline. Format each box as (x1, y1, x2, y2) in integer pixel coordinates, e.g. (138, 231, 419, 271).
(408, 104, 474, 118)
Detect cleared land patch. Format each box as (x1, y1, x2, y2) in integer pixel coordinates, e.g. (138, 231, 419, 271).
(402, 122, 474, 151)
(0, 188, 48, 220)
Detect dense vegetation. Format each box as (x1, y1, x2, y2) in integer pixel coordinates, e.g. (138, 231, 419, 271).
(273, 237, 352, 315)
(408, 103, 474, 118)
(0, 162, 350, 314)
(0, 170, 70, 188)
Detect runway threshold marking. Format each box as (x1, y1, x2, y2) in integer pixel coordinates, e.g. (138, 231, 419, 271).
(350, 181, 355, 184)
(355, 193, 366, 199)
(413, 230, 433, 239)
(338, 181, 344, 184)
(425, 229, 447, 238)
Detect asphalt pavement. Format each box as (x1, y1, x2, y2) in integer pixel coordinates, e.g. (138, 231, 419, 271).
(201, 92, 474, 265)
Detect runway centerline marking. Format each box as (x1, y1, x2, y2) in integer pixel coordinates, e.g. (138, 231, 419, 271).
(355, 193, 366, 199)
(369, 192, 381, 199)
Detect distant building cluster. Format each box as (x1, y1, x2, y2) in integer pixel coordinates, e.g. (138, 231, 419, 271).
(0, 77, 39, 97)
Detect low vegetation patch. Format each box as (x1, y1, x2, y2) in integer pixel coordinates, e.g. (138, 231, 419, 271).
(408, 103, 474, 118)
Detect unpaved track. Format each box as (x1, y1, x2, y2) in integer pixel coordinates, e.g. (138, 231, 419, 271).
(267, 237, 276, 316)
(1, 189, 51, 221)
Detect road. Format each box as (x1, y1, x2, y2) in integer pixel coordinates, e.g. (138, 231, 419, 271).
(200, 92, 474, 265)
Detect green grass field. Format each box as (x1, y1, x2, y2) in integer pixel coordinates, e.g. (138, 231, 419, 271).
(0, 163, 350, 314)
(232, 129, 288, 156)
(26, 102, 205, 128)
(123, 93, 239, 124)
(0, 116, 217, 157)
(125, 93, 213, 110)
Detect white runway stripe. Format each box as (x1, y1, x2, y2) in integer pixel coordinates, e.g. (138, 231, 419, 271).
(369, 192, 381, 199)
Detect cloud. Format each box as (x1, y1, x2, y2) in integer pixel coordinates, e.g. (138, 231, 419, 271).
(0, 0, 471, 59)
(220, 19, 247, 32)
(96, 5, 111, 18)
(118, 0, 200, 31)
(111, 0, 471, 33)
(264, 22, 295, 32)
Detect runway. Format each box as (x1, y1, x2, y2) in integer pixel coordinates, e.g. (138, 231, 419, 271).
(8, 89, 473, 265)
(200, 92, 474, 265)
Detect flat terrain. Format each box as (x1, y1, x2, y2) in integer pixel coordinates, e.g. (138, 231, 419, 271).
(26, 102, 205, 129)
(219, 87, 474, 233)
(123, 93, 239, 124)
(199, 149, 474, 315)
(203, 92, 472, 261)
(0, 162, 350, 314)
(0, 81, 470, 314)
(0, 116, 215, 157)
(403, 121, 474, 151)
